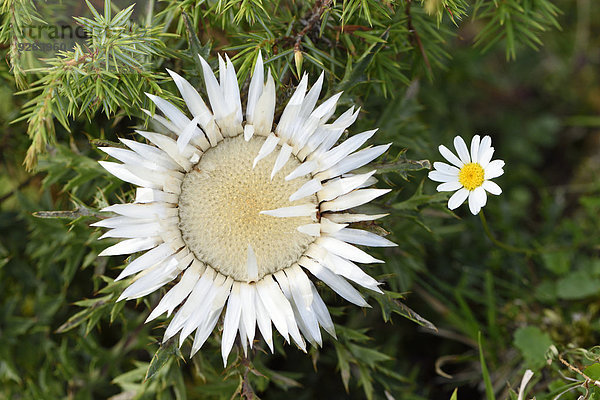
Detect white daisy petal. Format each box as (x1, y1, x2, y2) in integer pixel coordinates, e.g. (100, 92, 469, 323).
(468, 187, 487, 215)
(436, 181, 463, 192)
(447, 188, 469, 210)
(470, 135, 480, 162)
(484, 159, 505, 179)
(482, 180, 502, 195)
(479, 146, 495, 168)
(438, 145, 464, 168)
(433, 162, 460, 175)
(428, 170, 457, 183)
(477, 135, 492, 163)
(453, 136, 471, 164)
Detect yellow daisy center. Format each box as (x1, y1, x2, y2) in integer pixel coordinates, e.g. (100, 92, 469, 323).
(177, 135, 317, 282)
(458, 162, 484, 191)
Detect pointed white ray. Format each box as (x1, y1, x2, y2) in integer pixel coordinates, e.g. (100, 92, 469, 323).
(198, 55, 227, 120)
(276, 74, 308, 140)
(178, 114, 203, 153)
(101, 203, 177, 219)
(240, 282, 257, 346)
(271, 143, 293, 179)
(318, 170, 376, 202)
(285, 159, 318, 181)
(253, 73, 276, 137)
(253, 132, 279, 168)
(99, 237, 161, 257)
(314, 144, 391, 181)
(119, 138, 181, 171)
(256, 276, 290, 342)
(320, 188, 391, 213)
(316, 237, 384, 264)
(319, 217, 347, 234)
(135, 188, 178, 204)
(91, 215, 154, 229)
(297, 223, 321, 236)
(246, 244, 258, 282)
(99, 161, 154, 188)
(263, 275, 306, 350)
(146, 260, 203, 321)
(163, 267, 216, 341)
(314, 129, 378, 173)
(309, 281, 336, 338)
(141, 108, 179, 135)
(298, 256, 368, 307)
(99, 147, 165, 173)
(274, 270, 317, 346)
(99, 220, 166, 239)
(136, 130, 196, 171)
(243, 124, 255, 141)
(166, 68, 222, 145)
(117, 256, 180, 301)
(115, 243, 175, 281)
(190, 276, 233, 356)
(254, 287, 274, 352)
(332, 228, 397, 247)
(285, 266, 321, 346)
(307, 246, 382, 292)
(221, 281, 243, 366)
(260, 204, 317, 218)
(246, 51, 264, 123)
(289, 179, 322, 202)
(324, 212, 388, 224)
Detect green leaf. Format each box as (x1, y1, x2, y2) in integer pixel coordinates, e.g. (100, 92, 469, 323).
(513, 326, 553, 369)
(584, 363, 600, 380)
(450, 388, 458, 400)
(556, 270, 600, 300)
(336, 29, 389, 92)
(478, 332, 496, 400)
(374, 291, 437, 331)
(145, 341, 181, 382)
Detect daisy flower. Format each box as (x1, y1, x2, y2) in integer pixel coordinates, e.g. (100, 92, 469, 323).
(94, 52, 395, 366)
(429, 135, 504, 215)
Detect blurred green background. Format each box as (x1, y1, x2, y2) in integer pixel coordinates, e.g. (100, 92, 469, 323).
(0, 0, 599, 399)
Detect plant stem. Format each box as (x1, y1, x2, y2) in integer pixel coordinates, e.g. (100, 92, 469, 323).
(479, 211, 535, 256)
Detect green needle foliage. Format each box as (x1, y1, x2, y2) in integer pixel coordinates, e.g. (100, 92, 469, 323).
(2, 0, 599, 399)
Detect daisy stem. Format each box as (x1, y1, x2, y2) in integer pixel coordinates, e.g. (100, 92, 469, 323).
(479, 211, 535, 256)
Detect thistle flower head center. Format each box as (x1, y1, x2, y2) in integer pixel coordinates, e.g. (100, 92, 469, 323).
(458, 162, 485, 191)
(178, 135, 317, 282)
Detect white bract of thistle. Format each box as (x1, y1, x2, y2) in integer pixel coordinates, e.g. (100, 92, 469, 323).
(429, 135, 504, 215)
(94, 52, 395, 366)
